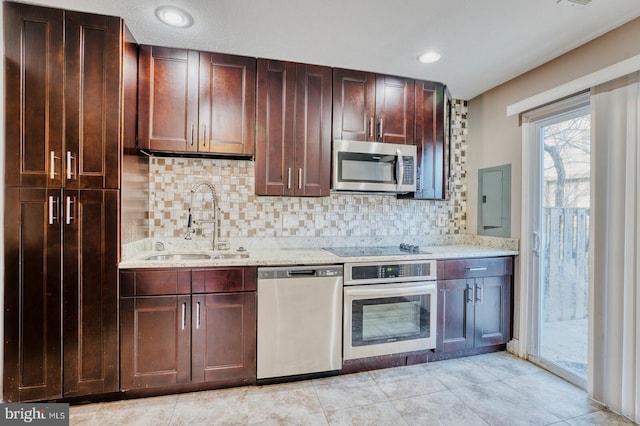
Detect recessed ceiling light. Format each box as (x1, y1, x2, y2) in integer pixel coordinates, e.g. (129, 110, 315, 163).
(417, 51, 442, 64)
(155, 6, 194, 28)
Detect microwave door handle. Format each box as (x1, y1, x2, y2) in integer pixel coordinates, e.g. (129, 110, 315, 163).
(396, 149, 404, 190)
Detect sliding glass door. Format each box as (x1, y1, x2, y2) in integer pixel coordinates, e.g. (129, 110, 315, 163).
(529, 95, 590, 388)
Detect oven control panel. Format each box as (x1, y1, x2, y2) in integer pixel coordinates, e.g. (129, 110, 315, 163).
(344, 259, 437, 285)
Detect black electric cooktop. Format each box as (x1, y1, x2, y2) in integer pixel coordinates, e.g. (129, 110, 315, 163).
(323, 244, 430, 257)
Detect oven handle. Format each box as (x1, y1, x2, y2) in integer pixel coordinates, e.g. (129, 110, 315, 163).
(344, 282, 435, 298)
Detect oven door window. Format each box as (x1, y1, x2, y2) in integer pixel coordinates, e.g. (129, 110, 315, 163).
(351, 294, 431, 346)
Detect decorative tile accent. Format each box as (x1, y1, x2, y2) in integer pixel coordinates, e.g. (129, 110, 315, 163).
(147, 100, 469, 240)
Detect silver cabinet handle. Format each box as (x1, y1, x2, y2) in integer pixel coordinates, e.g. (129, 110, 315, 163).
(181, 302, 187, 330)
(287, 168, 292, 189)
(190, 122, 195, 146)
(48, 196, 59, 225)
(378, 117, 384, 140)
(476, 283, 484, 304)
(66, 151, 76, 180)
(201, 123, 207, 147)
(50, 151, 59, 180)
(196, 301, 201, 329)
(466, 283, 474, 304)
(65, 196, 75, 225)
(466, 267, 488, 271)
(298, 168, 302, 190)
(368, 117, 374, 139)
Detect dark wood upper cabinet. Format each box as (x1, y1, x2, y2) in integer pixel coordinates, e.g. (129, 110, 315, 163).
(138, 46, 199, 153)
(375, 75, 415, 145)
(333, 68, 414, 145)
(332, 69, 375, 142)
(199, 52, 256, 156)
(401, 81, 448, 200)
(4, 4, 120, 190)
(255, 59, 332, 196)
(64, 12, 122, 189)
(4, 3, 64, 188)
(138, 46, 256, 157)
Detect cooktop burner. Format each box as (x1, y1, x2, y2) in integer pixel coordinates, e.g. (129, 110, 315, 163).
(324, 244, 429, 257)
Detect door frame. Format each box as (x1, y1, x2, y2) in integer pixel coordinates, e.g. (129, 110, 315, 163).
(517, 92, 590, 389)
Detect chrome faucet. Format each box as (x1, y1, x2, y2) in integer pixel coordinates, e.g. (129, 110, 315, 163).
(185, 181, 227, 250)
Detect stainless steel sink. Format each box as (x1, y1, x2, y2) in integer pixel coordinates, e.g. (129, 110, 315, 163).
(144, 253, 212, 261)
(211, 252, 250, 259)
(143, 251, 250, 261)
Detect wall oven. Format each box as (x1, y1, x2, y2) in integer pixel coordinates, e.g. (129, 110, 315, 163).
(343, 259, 437, 360)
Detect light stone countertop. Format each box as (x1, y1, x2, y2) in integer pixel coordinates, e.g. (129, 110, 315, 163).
(119, 243, 518, 269)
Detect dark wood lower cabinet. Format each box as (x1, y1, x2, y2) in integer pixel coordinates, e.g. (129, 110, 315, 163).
(4, 188, 63, 402)
(436, 257, 513, 354)
(4, 189, 119, 402)
(120, 267, 257, 392)
(120, 295, 192, 390)
(191, 293, 256, 383)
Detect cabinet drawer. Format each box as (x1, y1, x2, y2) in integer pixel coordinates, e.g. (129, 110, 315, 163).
(120, 269, 191, 296)
(192, 266, 257, 293)
(441, 257, 512, 279)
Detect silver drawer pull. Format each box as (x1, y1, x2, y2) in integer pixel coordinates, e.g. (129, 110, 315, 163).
(66, 151, 76, 180)
(196, 301, 201, 329)
(48, 196, 59, 225)
(181, 302, 187, 330)
(50, 151, 59, 180)
(466, 267, 488, 272)
(65, 196, 75, 225)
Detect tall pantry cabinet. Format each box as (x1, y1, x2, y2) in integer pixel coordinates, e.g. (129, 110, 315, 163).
(3, 2, 135, 401)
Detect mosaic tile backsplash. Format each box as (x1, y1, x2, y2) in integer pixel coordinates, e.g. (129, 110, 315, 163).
(148, 100, 469, 240)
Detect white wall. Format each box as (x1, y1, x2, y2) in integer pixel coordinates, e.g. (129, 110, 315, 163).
(467, 16, 640, 239)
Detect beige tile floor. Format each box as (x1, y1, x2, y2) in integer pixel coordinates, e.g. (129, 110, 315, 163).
(70, 352, 635, 426)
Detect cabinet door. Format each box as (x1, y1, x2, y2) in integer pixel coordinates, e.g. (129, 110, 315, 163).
(4, 3, 64, 188)
(64, 12, 121, 189)
(138, 45, 199, 153)
(294, 64, 332, 196)
(437, 279, 474, 353)
(474, 276, 512, 348)
(191, 293, 256, 384)
(4, 188, 62, 401)
(255, 59, 296, 195)
(413, 81, 445, 199)
(120, 295, 192, 390)
(375, 75, 414, 144)
(332, 68, 376, 142)
(63, 190, 119, 396)
(199, 52, 256, 155)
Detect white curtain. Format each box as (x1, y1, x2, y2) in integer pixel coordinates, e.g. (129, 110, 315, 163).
(590, 72, 640, 423)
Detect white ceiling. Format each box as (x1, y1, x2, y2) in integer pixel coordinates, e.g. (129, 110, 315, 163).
(24, 0, 640, 99)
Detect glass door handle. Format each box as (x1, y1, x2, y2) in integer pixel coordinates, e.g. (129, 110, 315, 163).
(532, 231, 541, 255)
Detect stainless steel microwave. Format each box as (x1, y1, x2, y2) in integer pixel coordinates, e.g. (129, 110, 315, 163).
(332, 140, 417, 193)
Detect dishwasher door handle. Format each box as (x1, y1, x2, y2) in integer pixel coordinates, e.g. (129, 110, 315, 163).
(287, 269, 318, 277)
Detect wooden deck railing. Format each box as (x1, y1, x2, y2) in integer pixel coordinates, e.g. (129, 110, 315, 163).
(543, 207, 589, 322)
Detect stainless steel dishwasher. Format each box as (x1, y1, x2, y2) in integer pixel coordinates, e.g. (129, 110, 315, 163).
(257, 265, 343, 381)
